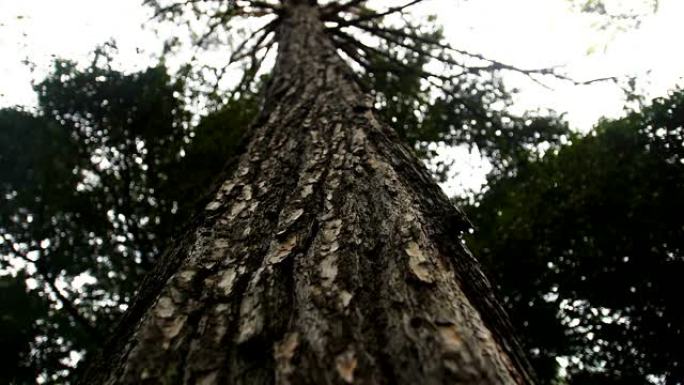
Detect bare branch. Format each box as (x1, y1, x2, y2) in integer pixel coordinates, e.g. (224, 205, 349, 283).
(240, 0, 281, 12)
(334, 0, 424, 27)
(145, 0, 204, 20)
(229, 38, 276, 100)
(44, 276, 103, 341)
(15, 251, 103, 341)
(340, 22, 613, 86)
(195, 11, 233, 49)
(331, 36, 371, 70)
(228, 18, 279, 64)
(330, 29, 460, 83)
(230, 33, 275, 66)
(321, 0, 368, 18)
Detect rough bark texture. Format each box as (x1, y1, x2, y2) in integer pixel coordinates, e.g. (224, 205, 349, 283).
(80, 2, 535, 384)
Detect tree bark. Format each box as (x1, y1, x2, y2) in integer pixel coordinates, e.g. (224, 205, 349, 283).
(80, 2, 535, 384)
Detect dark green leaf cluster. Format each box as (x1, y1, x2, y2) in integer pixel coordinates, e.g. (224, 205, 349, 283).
(465, 88, 684, 385)
(0, 55, 257, 384)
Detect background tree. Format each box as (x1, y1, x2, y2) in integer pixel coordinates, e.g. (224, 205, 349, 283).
(0, 52, 257, 384)
(465, 88, 684, 385)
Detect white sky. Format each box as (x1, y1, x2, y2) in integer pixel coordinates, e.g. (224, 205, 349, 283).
(1, 0, 683, 195)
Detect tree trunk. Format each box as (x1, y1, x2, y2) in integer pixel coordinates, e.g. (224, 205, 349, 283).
(80, 2, 535, 384)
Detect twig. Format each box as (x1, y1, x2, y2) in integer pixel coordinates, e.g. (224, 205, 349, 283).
(334, 0, 424, 27)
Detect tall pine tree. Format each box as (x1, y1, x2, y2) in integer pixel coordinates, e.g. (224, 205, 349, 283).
(79, 1, 547, 383)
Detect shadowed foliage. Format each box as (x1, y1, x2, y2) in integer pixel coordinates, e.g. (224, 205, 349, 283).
(465, 88, 684, 385)
(0, 56, 257, 384)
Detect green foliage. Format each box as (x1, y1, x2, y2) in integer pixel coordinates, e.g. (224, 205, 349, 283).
(0, 55, 257, 384)
(0, 275, 48, 385)
(465, 88, 684, 385)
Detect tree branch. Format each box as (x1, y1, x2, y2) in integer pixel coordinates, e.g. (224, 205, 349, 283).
(229, 37, 275, 100)
(321, 0, 367, 19)
(330, 28, 467, 83)
(144, 0, 204, 20)
(333, 0, 424, 27)
(240, 0, 281, 12)
(228, 18, 279, 64)
(339, 21, 614, 86)
(44, 274, 103, 341)
(17, 251, 103, 341)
